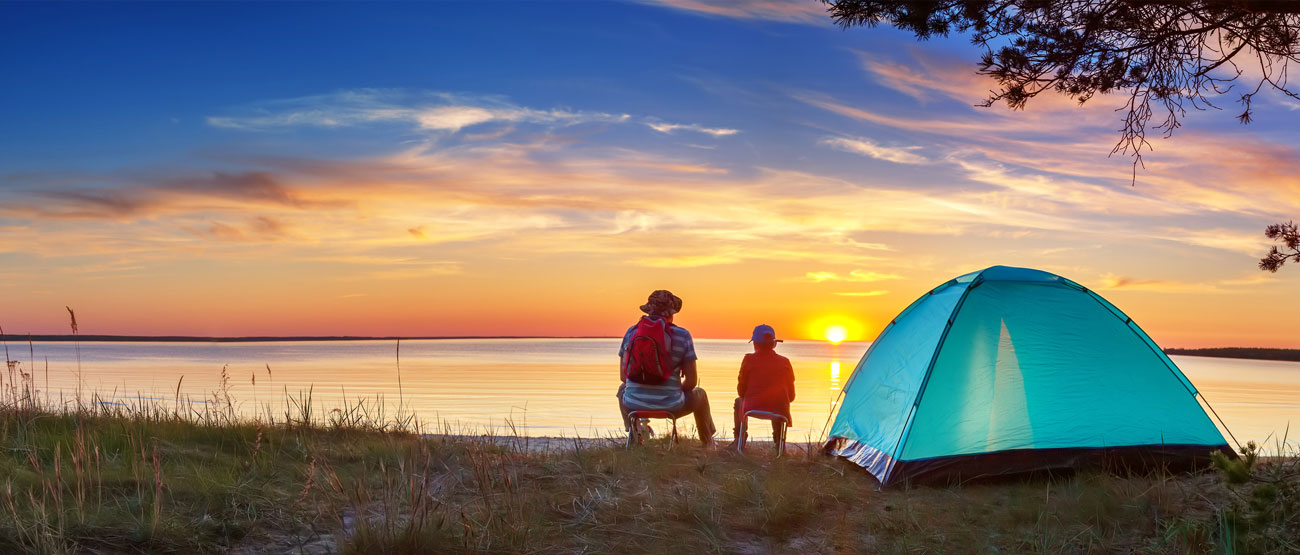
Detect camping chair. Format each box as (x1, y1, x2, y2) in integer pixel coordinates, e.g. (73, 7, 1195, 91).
(625, 410, 679, 449)
(737, 410, 788, 457)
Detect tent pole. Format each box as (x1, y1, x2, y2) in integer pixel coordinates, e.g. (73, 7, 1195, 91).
(817, 388, 846, 444)
(1197, 391, 1243, 452)
(1079, 285, 1237, 453)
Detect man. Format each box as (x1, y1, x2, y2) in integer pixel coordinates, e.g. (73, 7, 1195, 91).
(617, 289, 716, 446)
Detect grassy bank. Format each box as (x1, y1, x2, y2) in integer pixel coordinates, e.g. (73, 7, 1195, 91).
(1, 322, 1295, 554)
(0, 400, 1296, 554)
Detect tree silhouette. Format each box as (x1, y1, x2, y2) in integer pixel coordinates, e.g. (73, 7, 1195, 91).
(824, 1, 1300, 270)
(1260, 221, 1300, 272)
(826, 1, 1300, 164)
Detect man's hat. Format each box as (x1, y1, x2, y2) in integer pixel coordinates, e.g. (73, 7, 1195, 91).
(640, 290, 683, 315)
(749, 324, 782, 343)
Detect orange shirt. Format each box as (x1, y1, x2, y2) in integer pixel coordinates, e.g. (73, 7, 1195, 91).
(737, 348, 796, 425)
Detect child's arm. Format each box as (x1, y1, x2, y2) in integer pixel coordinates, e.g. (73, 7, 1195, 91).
(786, 359, 796, 402)
(736, 355, 750, 398)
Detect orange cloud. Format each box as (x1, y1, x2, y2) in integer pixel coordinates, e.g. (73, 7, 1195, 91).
(805, 270, 902, 283)
(834, 290, 890, 297)
(1097, 273, 1223, 293)
(1094, 271, 1282, 294)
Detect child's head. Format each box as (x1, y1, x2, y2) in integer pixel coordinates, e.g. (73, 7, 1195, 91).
(749, 324, 782, 351)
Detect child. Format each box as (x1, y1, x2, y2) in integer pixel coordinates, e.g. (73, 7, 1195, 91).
(732, 324, 795, 444)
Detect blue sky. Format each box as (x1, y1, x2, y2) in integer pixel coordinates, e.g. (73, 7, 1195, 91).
(2, 1, 963, 172)
(3, 1, 1299, 345)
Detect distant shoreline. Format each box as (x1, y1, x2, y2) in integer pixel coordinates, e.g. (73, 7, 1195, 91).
(1165, 347, 1300, 363)
(0, 335, 619, 343)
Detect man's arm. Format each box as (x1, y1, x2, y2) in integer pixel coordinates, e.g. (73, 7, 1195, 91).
(617, 326, 632, 383)
(678, 329, 699, 392)
(681, 359, 698, 392)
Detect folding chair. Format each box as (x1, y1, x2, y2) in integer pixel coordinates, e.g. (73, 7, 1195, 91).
(625, 410, 679, 449)
(737, 410, 788, 456)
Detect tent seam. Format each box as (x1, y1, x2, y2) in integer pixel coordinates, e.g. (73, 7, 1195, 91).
(884, 274, 982, 484)
(829, 280, 961, 442)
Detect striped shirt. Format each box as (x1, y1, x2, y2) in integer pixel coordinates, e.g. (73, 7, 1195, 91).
(618, 320, 697, 412)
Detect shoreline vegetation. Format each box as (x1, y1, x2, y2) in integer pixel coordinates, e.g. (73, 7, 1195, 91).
(0, 410, 1294, 554)
(1164, 347, 1300, 363)
(0, 375, 1296, 553)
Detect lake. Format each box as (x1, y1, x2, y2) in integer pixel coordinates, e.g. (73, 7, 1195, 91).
(4, 338, 1297, 449)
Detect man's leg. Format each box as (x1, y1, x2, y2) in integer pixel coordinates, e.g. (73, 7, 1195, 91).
(616, 383, 632, 431)
(682, 387, 716, 445)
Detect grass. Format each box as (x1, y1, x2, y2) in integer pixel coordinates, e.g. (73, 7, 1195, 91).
(0, 388, 1292, 554)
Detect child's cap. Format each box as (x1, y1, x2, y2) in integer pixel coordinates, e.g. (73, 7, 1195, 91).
(749, 324, 783, 343)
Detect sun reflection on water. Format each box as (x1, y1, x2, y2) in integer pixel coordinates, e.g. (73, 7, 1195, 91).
(830, 360, 841, 390)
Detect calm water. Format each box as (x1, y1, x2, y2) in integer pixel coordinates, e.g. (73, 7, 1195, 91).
(5, 339, 1298, 447)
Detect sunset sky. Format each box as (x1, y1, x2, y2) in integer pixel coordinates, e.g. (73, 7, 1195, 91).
(3, 1, 1300, 347)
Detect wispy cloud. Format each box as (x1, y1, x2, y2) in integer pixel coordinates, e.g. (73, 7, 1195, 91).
(207, 90, 631, 133)
(636, 253, 745, 268)
(206, 90, 748, 143)
(414, 106, 500, 131)
(857, 52, 985, 104)
(23, 188, 157, 220)
(856, 50, 1099, 114)
(646, 122, 739, 137)
(821, 136, 927, 164)
(641, 0, 828, 24)
(805, 270, 902, 283)
(834, 290, 890, 297)
(1095, 271, 1283, 294)
(3, 170, 349, 222)
(184, 216, 292, 243)
(1096, 274, 1223, 294)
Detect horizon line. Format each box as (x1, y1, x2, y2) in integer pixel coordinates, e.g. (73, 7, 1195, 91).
(3, 334, 873, 344)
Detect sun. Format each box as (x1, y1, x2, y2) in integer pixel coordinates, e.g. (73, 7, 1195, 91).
(806, 315, 867, 343)
(824, 325, 848, 345)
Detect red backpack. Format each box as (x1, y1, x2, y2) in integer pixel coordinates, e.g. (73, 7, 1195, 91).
(621, 316, 675, 385)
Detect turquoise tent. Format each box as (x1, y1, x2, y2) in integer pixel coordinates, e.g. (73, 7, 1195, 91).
(827, 266, 1234, 486)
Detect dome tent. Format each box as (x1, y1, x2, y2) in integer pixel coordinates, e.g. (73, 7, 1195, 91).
(826, 265, 1234, 486)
